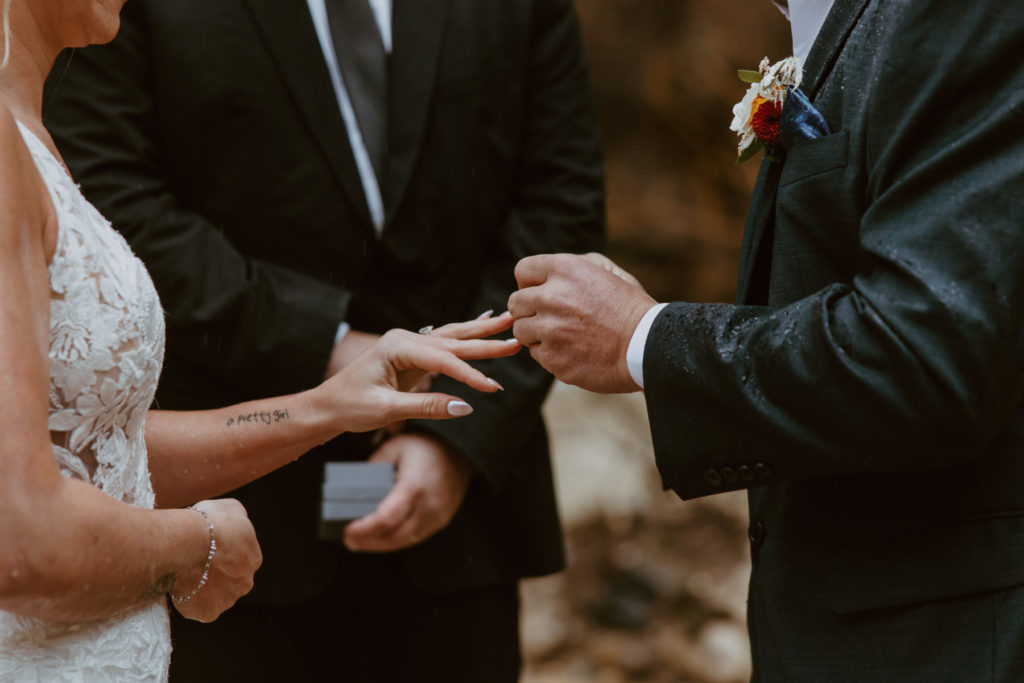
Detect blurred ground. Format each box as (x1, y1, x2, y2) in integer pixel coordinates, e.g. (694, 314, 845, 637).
(523, 385, 752, 683)
(520, 3, 791, 681)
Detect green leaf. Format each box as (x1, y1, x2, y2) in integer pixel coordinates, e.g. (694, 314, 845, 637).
(736, 139, 764, 165)
(737, 69, 763, 84)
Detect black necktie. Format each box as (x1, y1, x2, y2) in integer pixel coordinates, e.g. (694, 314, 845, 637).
(325, 0, 388, 185)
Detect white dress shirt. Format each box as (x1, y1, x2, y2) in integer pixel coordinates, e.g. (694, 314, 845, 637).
(305, 0, 392, 234)
(306, 0, 392, 345)
(624, 0, 835, 389)
(781, 0, 835, 65)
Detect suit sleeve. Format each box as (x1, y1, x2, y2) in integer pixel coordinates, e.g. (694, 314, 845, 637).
(645, 0, 1024, 499)
(44, 5, 348, 398)
(409, 0, 606, 491)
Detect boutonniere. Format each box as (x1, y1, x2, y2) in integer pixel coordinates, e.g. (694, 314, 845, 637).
(730, 56, 829, 164)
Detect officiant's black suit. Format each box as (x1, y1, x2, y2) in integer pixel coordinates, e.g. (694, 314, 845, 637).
(45, 1, 603, 680)
(642, 0, 1024, 680)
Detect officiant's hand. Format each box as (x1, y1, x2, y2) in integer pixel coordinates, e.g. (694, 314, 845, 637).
(172, 498, 262, 623)
(343, 432, 472, 553)
(509, 253, 655, 394)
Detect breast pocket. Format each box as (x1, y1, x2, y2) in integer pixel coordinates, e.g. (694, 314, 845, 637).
(779, 130, 850, 187)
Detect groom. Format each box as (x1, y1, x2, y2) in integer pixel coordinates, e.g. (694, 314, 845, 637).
(511, 0, 1024, 679)
(44, 0, 603, 681)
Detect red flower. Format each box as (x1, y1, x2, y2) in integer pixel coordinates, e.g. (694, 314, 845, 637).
(751, 99, 782, 147)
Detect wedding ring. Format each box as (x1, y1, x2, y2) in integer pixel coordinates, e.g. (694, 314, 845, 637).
(418, 325, 434, 335)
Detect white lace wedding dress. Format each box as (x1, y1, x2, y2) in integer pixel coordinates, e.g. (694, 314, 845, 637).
(0, 122, 172, 681)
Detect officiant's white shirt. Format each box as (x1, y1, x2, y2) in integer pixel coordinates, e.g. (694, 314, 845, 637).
(306, 0, 392, 234)
(626, 0, 835, 388)
(306, 0, 391, 344)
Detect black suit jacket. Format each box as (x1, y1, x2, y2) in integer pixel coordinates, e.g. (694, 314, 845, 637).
(642, 1, 1024, 679)
(45, 0, 603, 603)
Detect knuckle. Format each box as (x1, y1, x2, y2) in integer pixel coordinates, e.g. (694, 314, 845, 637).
(422, 394, 445, 416)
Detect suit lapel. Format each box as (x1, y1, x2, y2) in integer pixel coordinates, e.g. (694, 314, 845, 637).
(801, 0, 872, 98)
(243, 0, 375, 231)
(735, 0, 871, 304)
(384, 0, 450, 222)
(735, 159, 782, 304)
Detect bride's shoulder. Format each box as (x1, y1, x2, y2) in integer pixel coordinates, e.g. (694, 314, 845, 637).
(0, 99, 25, 166)
(0, 100, 57, 258)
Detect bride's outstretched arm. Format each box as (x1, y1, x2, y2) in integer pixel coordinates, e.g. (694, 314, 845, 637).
(0, 108, 260, 624)
(144, 315, 520, 509)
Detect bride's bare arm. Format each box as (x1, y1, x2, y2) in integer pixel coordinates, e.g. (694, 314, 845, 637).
(0, 108, 258, 624)
(145, 316, 520, 508)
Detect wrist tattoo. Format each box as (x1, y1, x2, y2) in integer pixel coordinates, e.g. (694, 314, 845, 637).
(226, 409, 290, 427)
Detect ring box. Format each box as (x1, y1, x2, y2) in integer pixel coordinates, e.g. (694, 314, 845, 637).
(318, 462, 395, 540)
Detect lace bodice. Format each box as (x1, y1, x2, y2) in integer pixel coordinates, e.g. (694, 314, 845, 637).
(0, 123, 171, 681)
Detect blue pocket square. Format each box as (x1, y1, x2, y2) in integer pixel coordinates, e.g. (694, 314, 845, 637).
(780, 86, 830, 150)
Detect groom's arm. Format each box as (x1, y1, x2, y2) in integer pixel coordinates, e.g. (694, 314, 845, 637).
(642, 0, 1024, 499)
(43, 4, 349, 399)
(514, 0, 1024, 500)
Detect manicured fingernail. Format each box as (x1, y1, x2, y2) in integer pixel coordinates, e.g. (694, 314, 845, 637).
(476, 309, 494, 320)
(447, 400, 473, 417)
(500, 311, 513, 318)
(505, 338, 521, 344)
(487, 378, 504, 391)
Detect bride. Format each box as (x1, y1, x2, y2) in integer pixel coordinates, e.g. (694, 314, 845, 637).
(0, 0, 520, 679)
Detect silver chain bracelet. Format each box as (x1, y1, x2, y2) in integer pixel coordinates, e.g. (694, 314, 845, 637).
(171, 506, 217, 605)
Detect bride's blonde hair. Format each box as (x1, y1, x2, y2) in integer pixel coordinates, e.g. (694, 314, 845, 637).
(1, 0, 11, 70)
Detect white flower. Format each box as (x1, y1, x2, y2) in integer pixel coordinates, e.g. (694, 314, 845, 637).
(730, 56, 804, 157)
(759, 56, 802, 103)
(730, 82, 761, 135)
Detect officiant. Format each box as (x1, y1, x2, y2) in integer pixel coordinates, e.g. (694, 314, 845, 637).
(44, 0, 604, 680)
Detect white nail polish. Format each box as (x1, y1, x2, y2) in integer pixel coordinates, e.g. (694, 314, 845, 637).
(447, 401, 473, 417)
(476, 309, 495, 320)
(487, 378, 504, 391)
(505, 338, 521, 344)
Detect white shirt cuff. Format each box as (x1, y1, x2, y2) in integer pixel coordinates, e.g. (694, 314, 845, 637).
(334, 321, 351, 346)
(626, 303, 668, 390)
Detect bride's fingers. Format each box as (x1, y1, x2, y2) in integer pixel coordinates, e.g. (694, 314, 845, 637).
(428, 311, 514, 340)
(384, 391, 478, 422)
(393, 342, 514, 393)
(436, 337, 522, 362)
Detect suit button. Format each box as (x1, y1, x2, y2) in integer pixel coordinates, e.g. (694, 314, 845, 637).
(748, 520, 765, 548)
(753, 462, 773, 480)
(737, 465, 754, 482)
(703, 468, 723, 487)
(721, 466, 738, 484)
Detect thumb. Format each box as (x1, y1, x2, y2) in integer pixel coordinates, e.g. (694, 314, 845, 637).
(387, 392, 474, 422)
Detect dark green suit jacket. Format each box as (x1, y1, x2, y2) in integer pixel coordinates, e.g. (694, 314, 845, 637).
(644, 1, 1024, 679)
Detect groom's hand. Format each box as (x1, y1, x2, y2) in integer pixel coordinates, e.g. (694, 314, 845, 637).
(509, 253, 655, 394)
(343, 432, 473, 553)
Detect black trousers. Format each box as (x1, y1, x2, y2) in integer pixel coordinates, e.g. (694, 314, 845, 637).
(169, 552, 521, 682)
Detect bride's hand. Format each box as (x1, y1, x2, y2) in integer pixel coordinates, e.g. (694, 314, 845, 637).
(171, 499, 262, 623)
(313, 312, 520, 434)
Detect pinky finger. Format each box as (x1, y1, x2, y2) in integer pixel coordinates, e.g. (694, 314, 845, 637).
(385, 391, 477, 423)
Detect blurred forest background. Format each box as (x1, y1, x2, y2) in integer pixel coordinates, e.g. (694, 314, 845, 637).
(522, 2, 790, 682)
